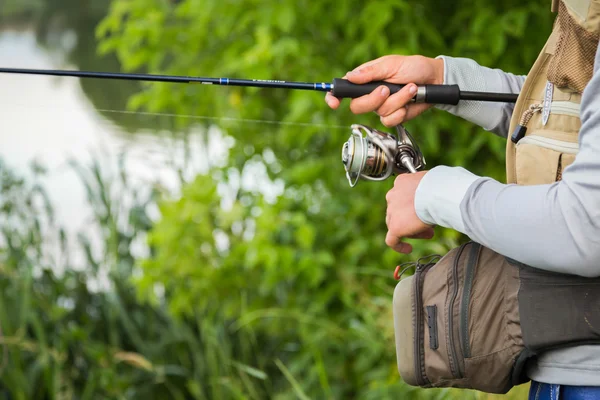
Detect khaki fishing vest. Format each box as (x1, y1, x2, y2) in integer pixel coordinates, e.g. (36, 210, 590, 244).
(506, 0, 600, 185)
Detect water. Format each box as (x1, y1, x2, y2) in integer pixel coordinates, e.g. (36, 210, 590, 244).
(0, 8, 237, 277)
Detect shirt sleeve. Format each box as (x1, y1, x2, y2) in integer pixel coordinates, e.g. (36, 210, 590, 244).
(434, 56, 526, 138)
(415, 43, 600, 278)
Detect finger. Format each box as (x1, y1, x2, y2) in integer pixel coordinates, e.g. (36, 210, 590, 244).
(376, 83, 418, 117)
(346, 57, 397, 84)
(380, 103, 433, 126)
(348, 85, 390, 114)
(395, 242, 413, 254)
(405, 103, 430, 120)
(407, 227, 435, 240)
(350, 56, 389, 71)
(380, 107, 408, 127)
(385, 231, 413, 254)
(325, 92, 340, 109)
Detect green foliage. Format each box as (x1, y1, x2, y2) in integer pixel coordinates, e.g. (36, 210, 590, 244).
(91, 0, 556, 398)
(0, 157, 266, 399)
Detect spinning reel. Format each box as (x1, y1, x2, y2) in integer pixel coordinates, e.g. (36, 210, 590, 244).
(341, 124, 425, 187)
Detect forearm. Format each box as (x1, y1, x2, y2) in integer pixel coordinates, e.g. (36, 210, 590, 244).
(461, 177, 600, 277)
(415, 165, 600, 277)
(435, 56, 526, 138)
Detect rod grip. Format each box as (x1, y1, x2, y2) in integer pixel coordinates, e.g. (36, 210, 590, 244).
(331, 78, 406, 98)
(331, 78, 461, 105)
(424, 84, 460, 105)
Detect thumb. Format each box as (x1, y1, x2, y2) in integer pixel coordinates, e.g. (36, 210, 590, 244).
(346, 57, 398, 84)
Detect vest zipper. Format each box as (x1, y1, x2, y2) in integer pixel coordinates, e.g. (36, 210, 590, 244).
(550, 101, 581, 118)
(447, 242, 469, 379)
(516, 135, 579, 154)
(510, 103, 543, 144)
(414, 262, 434, 386)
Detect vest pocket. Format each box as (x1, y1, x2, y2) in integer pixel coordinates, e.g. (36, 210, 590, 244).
(547, 0, 600, 93)
(515, 134, 579, 185)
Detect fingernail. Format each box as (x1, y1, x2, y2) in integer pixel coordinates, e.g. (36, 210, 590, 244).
(381, 86, 389, 96)
(347, 68, 361, 76)
(409, 84, 417, 94)
(325, 97, 333, 106)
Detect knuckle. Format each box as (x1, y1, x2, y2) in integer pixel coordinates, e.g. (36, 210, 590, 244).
(380, 115, 394, 127)
(385, 235, 395, 247)
(349, 101, 362, 114)
(398, 107, 407, 119)
(391, 109, 406, 125)
(385, 190, 392, 202)
(375, 104, 388, 118)
(379, 97, 403, 117)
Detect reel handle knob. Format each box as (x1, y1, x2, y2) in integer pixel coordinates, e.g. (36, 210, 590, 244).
(331, 78, 460, 105)
(398, 152, 418, 174)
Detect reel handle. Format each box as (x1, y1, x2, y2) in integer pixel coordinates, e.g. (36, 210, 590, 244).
(331, 78, 460, 105)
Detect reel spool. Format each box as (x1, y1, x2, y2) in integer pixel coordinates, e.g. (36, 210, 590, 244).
(341, 124, 425, 187)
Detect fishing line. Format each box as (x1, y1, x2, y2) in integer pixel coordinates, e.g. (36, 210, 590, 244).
(1, 101, 350, 130)
(94, 108, 351, 130)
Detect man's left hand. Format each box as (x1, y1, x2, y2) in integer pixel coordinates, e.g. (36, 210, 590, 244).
(385, 171, 435, 253)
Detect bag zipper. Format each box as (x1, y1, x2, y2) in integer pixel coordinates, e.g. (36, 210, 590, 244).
(459, 243, 481, 360)
(414, 261, 434, 386)
(516, 135, 579, 154)
(447, 242, 469, 379)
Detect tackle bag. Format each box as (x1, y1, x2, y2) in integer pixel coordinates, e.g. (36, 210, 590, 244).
(392, 241, 600, 394)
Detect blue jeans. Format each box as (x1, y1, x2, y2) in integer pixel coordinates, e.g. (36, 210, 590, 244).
(529, 381, 600, 400)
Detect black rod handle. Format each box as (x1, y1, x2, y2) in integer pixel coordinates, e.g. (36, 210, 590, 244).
(423, 84, 460, 105)
(331, 78, 460, 105)
(330, 78, 517, 104)
(331, 78, 407, 98)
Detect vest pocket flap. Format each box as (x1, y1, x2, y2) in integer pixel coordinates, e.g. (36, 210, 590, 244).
(515, 134, 578, 185)
(516, 143, 561, 185)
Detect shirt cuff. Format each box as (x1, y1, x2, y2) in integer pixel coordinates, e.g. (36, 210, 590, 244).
(414, 166, 481, 232)
(433, 55, 488, 121)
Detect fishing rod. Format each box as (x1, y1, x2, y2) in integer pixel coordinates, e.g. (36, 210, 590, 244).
(0, 67, 519, 187)
(0, 67, 518, 105)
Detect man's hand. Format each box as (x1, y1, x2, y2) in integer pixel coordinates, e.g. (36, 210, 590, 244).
(325, 55, 444, 127)
(385, 171, 435, 253)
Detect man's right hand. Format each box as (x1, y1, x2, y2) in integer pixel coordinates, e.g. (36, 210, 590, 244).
(325, 55, 444, 127)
